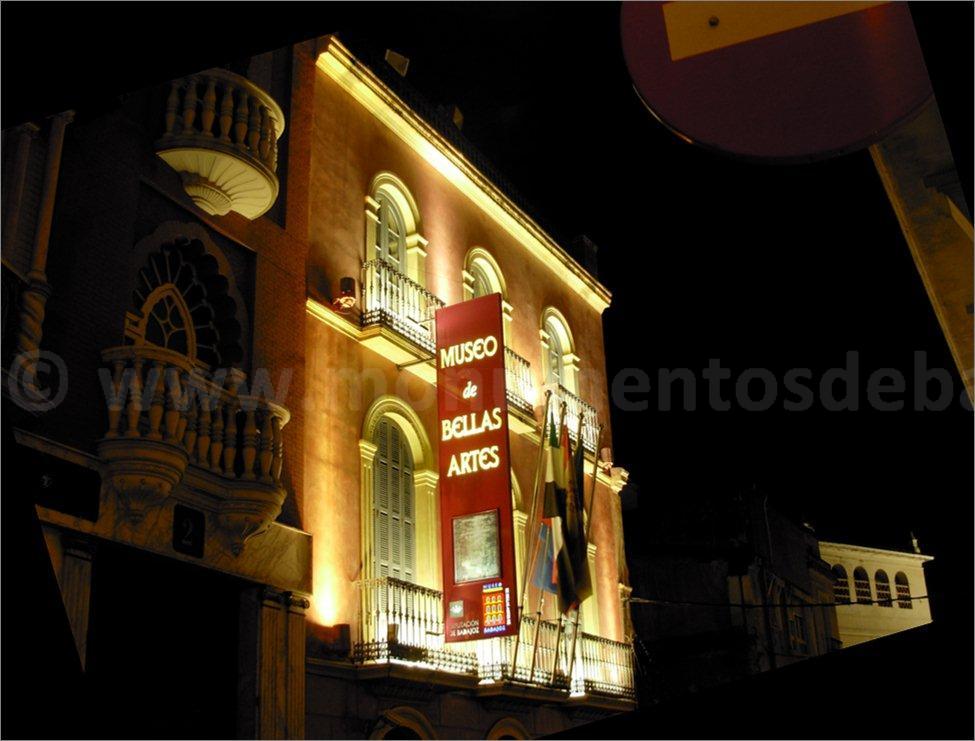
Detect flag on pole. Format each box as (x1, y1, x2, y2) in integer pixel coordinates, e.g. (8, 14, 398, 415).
(569, 414, 591, 605)
(532, 407, 590, 613)
(532, 408, 559, 595)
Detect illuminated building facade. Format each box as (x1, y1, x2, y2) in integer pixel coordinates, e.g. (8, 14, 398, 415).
(3, 34, 634, 738)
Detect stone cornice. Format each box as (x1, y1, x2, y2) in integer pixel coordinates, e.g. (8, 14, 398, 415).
(316, 37, 612, 314)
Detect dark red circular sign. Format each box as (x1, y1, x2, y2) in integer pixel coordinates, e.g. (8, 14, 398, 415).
(621, 2, 933, 161)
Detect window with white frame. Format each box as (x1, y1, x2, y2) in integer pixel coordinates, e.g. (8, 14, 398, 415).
(540, 309, 578, 394)
(374, 192, 407, 270)
(469, 261, 493, 299)
(365, 173, 427, 286)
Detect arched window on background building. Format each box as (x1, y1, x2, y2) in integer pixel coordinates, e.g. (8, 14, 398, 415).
(853, 567, 871, 603)
(373, 417, 416, 582)
(832, 565, 850, 603)
(875, 570, 892, 607)
(895, 572, 912, 609)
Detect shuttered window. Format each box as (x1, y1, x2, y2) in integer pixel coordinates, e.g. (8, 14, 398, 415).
(373, 417, 416, 582)
(544, 319, 564, 386)
(375, 193, 406, 269)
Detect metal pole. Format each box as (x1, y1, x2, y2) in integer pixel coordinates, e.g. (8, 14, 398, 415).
(527, 400, 567, 683)
(565, 423, 603, 688)
(509, 389, 553, 679)
(549, 614, 566, 685)
(527, 577, 546, 683)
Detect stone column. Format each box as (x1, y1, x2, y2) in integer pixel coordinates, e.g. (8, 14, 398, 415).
(584, 542, 600, 635)
(2, 122, 39, 256)
(513, 508, 528, 592)
(404, 234, 429, 288)
(15, 111, 73, 388)
(59, 535, 96, 668)
(358, 440, 378, 582)
(413, 469, 441, 590)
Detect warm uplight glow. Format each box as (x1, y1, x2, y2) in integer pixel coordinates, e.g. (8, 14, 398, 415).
(309, 567, 340, 627)
(316, 38, 611, 314)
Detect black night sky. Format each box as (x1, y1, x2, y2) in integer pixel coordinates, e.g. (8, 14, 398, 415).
(4, 2, 972, 734)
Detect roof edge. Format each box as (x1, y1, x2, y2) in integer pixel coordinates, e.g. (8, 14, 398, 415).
(316, 35, 612, 313)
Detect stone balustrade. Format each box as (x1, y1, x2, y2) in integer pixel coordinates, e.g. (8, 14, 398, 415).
(155, 68, 285, 220)
(98, 344, 290, 553)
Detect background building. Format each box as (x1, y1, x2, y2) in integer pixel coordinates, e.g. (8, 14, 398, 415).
(625, 490, 840, 704)
(2, 33, 635, 739)
(820, 540, 934, 647)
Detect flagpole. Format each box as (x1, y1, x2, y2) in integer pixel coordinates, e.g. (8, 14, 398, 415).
(565, 422, 604, 691)
(527, 547, 547, 683)
(527, 399, 567, 683)
(509, 389, 553, 680)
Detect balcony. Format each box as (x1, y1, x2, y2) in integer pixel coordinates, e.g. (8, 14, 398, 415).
(98, 344, 291, 554)
(155, 69, 285, 220)
(556, 384, 599, 453)
(361, 259, 445, 358)
(355, 577, 635, 703)
(504, 347, 535, 416)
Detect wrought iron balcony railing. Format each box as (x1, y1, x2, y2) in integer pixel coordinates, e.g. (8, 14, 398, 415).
(355, 576, 635, 700)
(504, 347, 534, 415)
(361, 260, 445, 354)
(556, 384, 599, 453)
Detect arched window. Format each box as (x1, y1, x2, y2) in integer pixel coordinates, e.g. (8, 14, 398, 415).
(126, 236, 244, 368)
(540, 308, 578, 394)
(545, 322, 565, 385)
(373, 417, 416, 582)
(832, 565, 850, 603)
(469, 262, 493, 299)
(462, 248, 512, 342)
(875, 570, 892, 607)
(853, 567, 871, 603)
(365, 173, 426, 284)
(463, 248, 506, 300)
(375, 192, 406, 270)
(361, 396, 439, 589)
(895, 572, 912, 609)
(142, 286, 193, 356)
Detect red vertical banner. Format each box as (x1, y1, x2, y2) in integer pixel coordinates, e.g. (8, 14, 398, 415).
(436, 293, 519, 642)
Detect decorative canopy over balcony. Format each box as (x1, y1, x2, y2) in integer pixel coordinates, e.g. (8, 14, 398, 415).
(156, 69, 285, 220)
